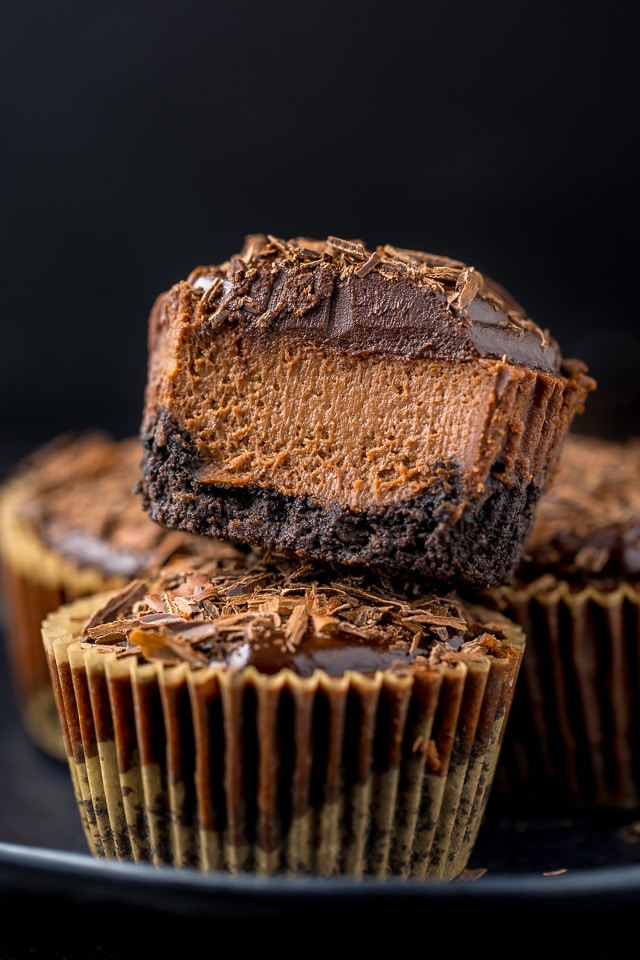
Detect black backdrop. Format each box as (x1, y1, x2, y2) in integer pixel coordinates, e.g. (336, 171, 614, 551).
(1, 0, 638, 475)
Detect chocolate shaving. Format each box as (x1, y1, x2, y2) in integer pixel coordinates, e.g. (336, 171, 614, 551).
(85, 617, 143, 643)
(448, 266, 483, 311)
(80, 639, 134, 657)
(82, 580, 149, 633)
(161, 590, 190, 617)
(266, 234, 290, 253)
(381, 245, 466, 269)
(240, 234, 269, 261)
(326, 236, 367, 259)
(254, 308, 276, 329)
(238, 295, 261, 315)
(283, 602, 308, 648)
(355, 250, 383, 278)
(129, 628, 210, 667)
(376, 258, 406, 277)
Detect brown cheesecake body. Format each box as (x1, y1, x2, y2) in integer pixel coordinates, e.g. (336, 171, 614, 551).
(139, 234, 594, 590)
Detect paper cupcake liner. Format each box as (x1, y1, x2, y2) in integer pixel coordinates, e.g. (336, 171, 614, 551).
(43, 593, 524, 881)
(0, 480, 125, 761)
(494, 581, 640, 810)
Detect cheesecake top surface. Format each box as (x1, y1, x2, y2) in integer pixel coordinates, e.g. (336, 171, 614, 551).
(6, 433, 244, 578)
(514, 433, 640, 587)
(179, 233, 577, 376)
(77, 551, 521, 678)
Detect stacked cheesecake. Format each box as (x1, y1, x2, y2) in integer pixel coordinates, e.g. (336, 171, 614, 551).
(15, 234, 595, 879)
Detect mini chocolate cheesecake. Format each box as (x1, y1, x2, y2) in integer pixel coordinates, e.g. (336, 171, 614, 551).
(139, 234, 595, 589)
(10, 433, 216, 577)
(0, 432, 251, 759)
(43, 550, 525, 878)
(511, 433, 640, 590)
(482, 433, 640, 810)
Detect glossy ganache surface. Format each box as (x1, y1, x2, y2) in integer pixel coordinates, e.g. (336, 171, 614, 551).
(182, 233, 562, 373)
(78, 550, 519, 678)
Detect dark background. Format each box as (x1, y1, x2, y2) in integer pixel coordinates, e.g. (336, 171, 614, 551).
(1, 1, 638, 477)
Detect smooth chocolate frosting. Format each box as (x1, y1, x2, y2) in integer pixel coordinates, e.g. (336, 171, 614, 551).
(79, 553, 517, 678)
(514, 433, 640, 587)
(184, 234, 563, 375)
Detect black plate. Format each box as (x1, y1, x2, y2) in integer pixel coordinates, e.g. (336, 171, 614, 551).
(2, 631, 640, 959)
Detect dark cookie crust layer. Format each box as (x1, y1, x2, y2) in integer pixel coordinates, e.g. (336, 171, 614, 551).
(141, 412, 539, 589)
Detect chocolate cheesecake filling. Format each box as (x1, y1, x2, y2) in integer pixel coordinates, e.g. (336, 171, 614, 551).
(153, 323, 559, 510)
(141, 408, 540, 588)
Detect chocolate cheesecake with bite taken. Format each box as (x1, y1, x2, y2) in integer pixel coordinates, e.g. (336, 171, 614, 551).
(139, 234, 595, 591)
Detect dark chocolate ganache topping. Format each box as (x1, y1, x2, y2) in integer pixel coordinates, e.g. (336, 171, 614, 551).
(185, 234, 563, 375)
(80, 553, 515, 678)
(514, 433, 640, 588)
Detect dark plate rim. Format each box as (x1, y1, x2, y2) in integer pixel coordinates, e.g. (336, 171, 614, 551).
(4, 839, 640, 912)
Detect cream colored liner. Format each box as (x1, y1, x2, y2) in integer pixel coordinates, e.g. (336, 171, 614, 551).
(43, 592, 525, 880)
(42, 591, 117, 856)
(449, 651, 519, 876)
(0, 479, 127, 761)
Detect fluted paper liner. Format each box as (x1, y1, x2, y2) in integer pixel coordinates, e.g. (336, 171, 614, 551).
(496, 581, 640, 810)
(43, 592, 525, 880)
(0, 479, 126, 760)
